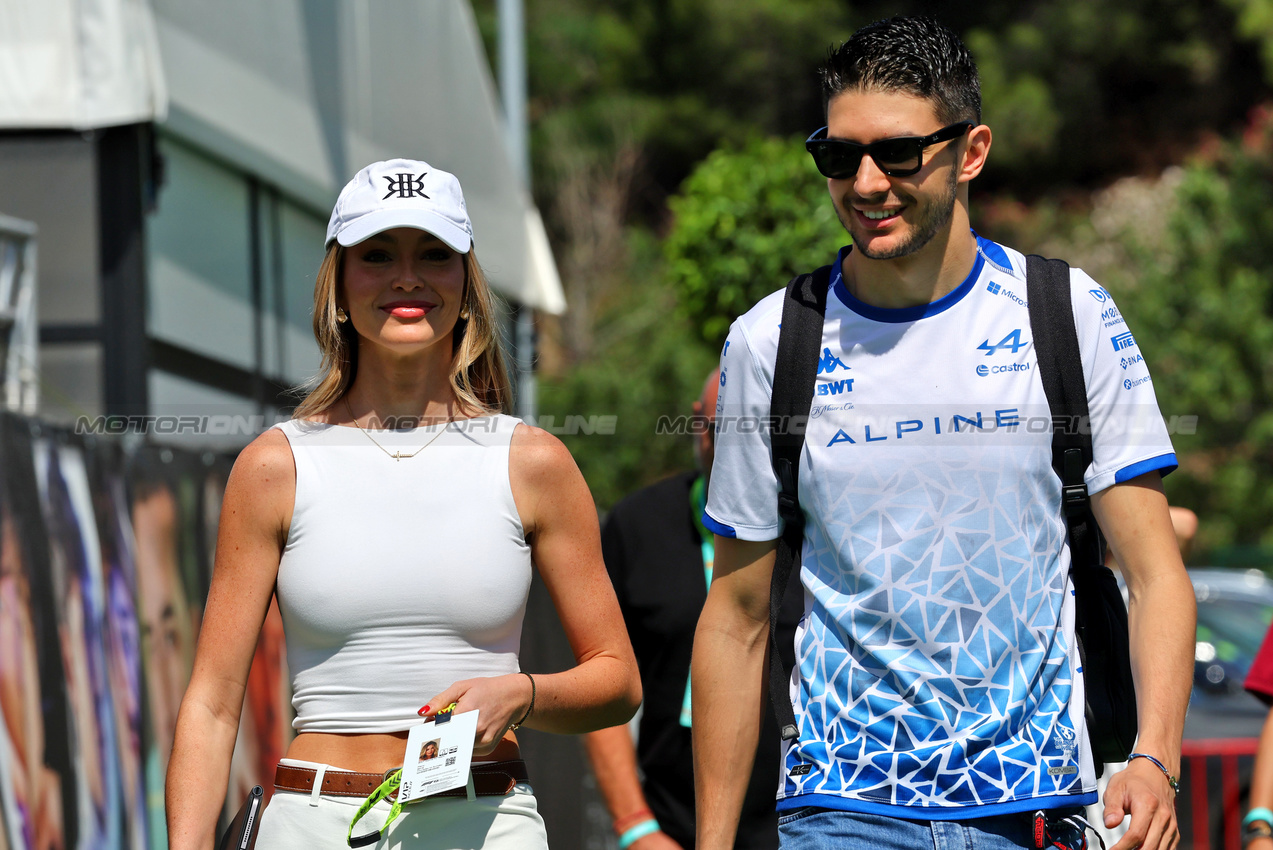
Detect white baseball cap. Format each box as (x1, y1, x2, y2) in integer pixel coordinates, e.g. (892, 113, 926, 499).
(326, 159, 473, 252)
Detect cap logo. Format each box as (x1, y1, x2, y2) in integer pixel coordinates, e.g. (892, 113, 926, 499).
(383, 173, 430, 200)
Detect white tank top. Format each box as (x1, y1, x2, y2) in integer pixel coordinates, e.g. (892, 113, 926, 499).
(272, 415, 532, 733)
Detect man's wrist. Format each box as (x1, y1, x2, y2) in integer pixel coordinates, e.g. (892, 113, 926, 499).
(617, 818, 660, 849)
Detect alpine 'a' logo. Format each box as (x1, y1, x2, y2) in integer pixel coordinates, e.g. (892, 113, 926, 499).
(383, 173, 430, 200)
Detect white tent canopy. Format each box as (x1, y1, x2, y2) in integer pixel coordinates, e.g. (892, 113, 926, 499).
(0, 0, 564, 313)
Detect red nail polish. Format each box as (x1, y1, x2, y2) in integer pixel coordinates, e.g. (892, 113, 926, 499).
(418, 705, 431, 716)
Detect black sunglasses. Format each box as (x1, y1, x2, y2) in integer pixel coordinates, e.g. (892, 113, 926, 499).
(805, 121, 973, 179)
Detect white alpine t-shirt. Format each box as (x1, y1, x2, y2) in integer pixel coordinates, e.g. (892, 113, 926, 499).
(704, 236, 1176, 819)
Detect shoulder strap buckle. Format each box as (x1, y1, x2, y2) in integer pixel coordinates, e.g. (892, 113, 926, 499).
(1062, 482, 1090, 519)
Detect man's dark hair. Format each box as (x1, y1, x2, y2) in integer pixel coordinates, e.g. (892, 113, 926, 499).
(820, 15, 981, 126)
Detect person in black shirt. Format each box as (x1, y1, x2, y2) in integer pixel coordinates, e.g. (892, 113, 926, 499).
(583, 370, 803, 850)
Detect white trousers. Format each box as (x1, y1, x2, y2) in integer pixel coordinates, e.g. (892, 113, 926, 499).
(254, 759, 549, 850)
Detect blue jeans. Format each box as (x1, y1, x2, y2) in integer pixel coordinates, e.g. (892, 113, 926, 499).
(778, 807, 1088, 850)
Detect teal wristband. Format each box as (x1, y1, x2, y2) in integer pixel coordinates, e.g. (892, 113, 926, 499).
(617, 819, 660, 849)
(1245, 808, 1273, 827)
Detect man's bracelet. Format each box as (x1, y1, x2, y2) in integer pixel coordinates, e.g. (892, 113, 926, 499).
(613, 808, 654, 835)
(1127, 752, 1179, 793)
(617, 819, 660, 849)
(1244, 820, 1273, 847)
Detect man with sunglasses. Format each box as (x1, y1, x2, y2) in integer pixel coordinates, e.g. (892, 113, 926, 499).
(691, 15, 1194, 850)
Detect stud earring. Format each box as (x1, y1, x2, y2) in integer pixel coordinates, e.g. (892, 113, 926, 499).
(336, 307, 349, 323)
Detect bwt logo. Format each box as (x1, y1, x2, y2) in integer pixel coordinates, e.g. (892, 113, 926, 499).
(1089, 288, 1109, 303)
(1110, 331, 1137, 351)
(384, 173, 430, 199)
(1119, 354, 1144, 370)
(816, 379, 854, 396)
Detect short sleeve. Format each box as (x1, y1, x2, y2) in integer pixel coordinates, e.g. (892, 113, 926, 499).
(704, 317, 782, 541)
(1072, 271, 1177, 494)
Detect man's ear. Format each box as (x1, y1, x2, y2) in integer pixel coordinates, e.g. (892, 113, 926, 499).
(958, 124, 992, 184)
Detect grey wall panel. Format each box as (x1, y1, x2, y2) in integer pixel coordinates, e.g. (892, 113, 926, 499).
(0, 133, 98, 324)
(38, 342, 102, 423)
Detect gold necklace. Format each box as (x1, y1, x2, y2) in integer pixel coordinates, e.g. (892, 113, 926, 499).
(344, 398, 452, 461)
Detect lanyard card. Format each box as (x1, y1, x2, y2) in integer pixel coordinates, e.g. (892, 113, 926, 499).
(398, 709, 478, 803)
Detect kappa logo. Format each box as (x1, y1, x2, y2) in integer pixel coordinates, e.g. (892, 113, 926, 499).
(817, 348, 848, 374)
(383, 173, 430, 200)
(789, 764, 813, 776)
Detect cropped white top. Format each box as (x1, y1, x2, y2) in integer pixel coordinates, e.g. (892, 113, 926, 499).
(272, 415, 532, 733)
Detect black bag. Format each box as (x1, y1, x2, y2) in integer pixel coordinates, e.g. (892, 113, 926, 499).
(218, 785, 264, 850)
(766, 255, 1138, 766)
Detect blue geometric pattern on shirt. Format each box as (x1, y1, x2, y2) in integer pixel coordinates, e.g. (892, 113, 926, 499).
(783, 452, 1084, 807)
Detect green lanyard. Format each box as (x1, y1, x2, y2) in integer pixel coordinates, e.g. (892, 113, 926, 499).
(680, 477, 714, 728)
(346, 770, 403, 847)
(347, 705, 457, 846)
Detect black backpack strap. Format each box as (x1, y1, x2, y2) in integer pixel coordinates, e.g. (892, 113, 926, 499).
(1025, 254, 1137, 766)
(1024, 255, 1093, 514)
(767, 264, 832, 741)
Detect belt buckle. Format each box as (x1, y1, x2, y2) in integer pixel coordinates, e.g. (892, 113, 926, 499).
(384, 766, 403, 803)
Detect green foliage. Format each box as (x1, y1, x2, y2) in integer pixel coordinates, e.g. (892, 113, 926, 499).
(1049, 138, 1273, 551)
(664, 136, 846, 346)
(518, 0, 853, 218)
(537, 236, 717, 512)
(1123, 151, 1273, 549)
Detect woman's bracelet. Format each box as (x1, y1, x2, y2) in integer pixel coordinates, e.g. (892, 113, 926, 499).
(617, 819, 660, 849)
(1127, 752, 1179, 793)
(1245, 807, 1273, 828)
(508, 671, 535, 731)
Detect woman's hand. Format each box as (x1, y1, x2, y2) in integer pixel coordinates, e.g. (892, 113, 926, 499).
(419, 673, 534, 755)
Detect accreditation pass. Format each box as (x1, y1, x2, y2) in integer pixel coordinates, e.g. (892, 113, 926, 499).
(398, 710, 479, 803)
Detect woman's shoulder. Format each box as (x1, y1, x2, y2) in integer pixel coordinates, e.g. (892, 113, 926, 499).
(508, 420, 580, 490)
(227, 426, 297, 495)
(509, 419, 572, 461)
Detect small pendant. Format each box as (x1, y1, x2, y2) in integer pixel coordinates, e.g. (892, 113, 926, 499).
(392, 452, 403, 460)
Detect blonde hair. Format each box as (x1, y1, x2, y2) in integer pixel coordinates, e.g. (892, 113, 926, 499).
(292, 243, 512, 420)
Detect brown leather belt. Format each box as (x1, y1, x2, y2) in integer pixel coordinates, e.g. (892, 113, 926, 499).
(274, 743, 529, 800)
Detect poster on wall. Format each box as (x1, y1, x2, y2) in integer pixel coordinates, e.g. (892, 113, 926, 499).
(127, 447, 201, 850)
(87, 444, 148, 850)
(0, 416, 251, 846)
(33, 436, 123, 850)
(0, 418, 70, 850)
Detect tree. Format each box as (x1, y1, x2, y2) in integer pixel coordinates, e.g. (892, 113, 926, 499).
(1042, 117, 1273, 552)
(537, 239, 717, 511)
(664, 135, 846, 347)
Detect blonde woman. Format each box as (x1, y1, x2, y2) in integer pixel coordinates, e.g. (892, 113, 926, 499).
(165, 159, 640, 849)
